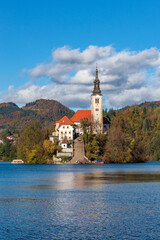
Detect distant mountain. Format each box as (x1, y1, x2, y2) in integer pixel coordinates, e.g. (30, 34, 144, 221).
(0, 99, 74, 131)
(138, 101, 160, 108)
(0, 102, 20, 115)
(119, 101, 160, 112)
(1, 99, 160, 132)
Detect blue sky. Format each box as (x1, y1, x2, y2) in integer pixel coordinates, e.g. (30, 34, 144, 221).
(1, 0, 160, 109)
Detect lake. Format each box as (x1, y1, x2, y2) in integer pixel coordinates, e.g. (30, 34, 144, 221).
(0, 162, 160, 240)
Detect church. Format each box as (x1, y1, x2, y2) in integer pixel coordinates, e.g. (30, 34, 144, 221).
(50, 67, 110, 146)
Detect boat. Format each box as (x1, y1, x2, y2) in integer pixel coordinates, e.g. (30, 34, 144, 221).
(11, 159, 24, 164)
(92, 159, 104, 164)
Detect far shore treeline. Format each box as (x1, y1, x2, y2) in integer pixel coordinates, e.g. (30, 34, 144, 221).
(0, 99, 160, 164)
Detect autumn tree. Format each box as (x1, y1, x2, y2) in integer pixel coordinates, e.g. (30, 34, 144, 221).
(43, 140, 57, 158)
(17, 121, 45, 164)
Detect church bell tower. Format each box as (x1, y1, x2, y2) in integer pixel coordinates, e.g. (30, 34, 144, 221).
(91, 66, 103, 134)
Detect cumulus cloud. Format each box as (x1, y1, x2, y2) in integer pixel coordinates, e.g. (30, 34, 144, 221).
(53, 45, 113, 64)
(105, 86, 160, 108)
(1, 45, 160, 109)
(2, 82, 92, 108)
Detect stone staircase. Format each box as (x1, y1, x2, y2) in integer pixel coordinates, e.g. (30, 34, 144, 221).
(67, 137, 84, 164)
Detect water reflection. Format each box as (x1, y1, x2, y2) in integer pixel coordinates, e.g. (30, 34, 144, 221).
(29, 170, 160, 191)
(83, 171, 160, 184)
(1, 163, 160, 239)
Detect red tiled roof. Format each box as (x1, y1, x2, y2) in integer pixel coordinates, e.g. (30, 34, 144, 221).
(103, 117, 110, 124)
(71, 110, 91, 123)
(56, 116, 74, 125)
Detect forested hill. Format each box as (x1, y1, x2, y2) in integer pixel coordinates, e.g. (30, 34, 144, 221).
(0, 99, 74, 131)
(1, 99, 160, 133)
(102, 100, 160, 163)
(22, 99, 74, 122)
(120, 101, 160, 112)
(82, 100, 160, 163)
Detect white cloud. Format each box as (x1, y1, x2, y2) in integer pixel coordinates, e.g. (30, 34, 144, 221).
(2, 82, 92, 108)
(1, 45, 160, 109)
(53, 45, 113, 64)
(105, 86, 160, 108)
(69, 70, 93, 84)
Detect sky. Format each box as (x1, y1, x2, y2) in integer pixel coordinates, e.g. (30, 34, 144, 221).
(1, 0, 160, 110)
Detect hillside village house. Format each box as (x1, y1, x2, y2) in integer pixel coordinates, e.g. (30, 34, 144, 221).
(50, 67, 110, 152)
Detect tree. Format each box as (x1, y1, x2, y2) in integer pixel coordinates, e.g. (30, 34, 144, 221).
(43, 140, 57, 157)
(80, 118, 92, 135)
(145, 118, 151, 130)
(17, 121, 45, 164)
(103, 108, 115, 121)
(0, 139, 17, 161)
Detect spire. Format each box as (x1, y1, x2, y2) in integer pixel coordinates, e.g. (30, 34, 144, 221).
(96, 63, 98, 79)
(92, 65, 102, 95)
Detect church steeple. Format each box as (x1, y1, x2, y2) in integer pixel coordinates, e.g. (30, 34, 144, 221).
(92, 65, 102, 95)
(91, 65, 103, 134)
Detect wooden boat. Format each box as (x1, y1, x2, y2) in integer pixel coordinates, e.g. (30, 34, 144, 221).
(11, 159, 24, 164)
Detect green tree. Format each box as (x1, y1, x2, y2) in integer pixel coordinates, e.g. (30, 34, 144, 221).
(0, 140, 17, 161)
(17, 121, 45, 164)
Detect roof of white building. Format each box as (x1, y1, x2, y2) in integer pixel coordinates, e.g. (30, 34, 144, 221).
(56, 116, 74, 126)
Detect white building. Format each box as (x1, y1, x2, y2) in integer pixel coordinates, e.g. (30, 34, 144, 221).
(55, 116, 74, 142)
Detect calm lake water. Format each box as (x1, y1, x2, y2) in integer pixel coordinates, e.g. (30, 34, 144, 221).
(0, 162, 160, 240)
